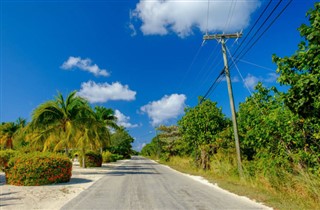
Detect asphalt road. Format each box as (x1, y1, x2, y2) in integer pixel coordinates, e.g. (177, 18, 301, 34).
(62, 156, 270, 210)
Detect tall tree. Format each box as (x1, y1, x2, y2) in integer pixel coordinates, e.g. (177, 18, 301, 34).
(272, 3, 320, 119)
(0, 118, 26, 149)
(110, 127, 134, 158)
(157, 125, 182, 159)
(178, 99, 228, 169)
(29, 91, 93, 155)
(94, 106, 119, 150)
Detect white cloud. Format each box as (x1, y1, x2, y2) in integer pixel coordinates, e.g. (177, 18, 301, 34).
(264, 73, 278, 83)
(140, 94, 186, 126)
(131, 0, 260, 37)
(129, 23, 137, 37)
(115, 109, 138, 128)
(244, 74, 260, 90)
(243, 73, 278, 90)
(61, 56, 109, 77)
(222, 76, 240, 83)
(77, 81, 136, 103)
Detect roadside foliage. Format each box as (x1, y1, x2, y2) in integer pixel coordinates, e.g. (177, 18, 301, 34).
(0, 92, 135, 185)
(141, 3, 320, 208)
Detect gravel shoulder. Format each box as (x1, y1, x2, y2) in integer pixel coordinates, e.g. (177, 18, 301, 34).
(0, 160, 128, 210)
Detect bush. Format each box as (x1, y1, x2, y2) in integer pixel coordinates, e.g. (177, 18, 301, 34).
(0, 150, 17, 171)
(110, 154, 123, 162)
(102, 151, 123, 163)
(102, 151, 112, 163)
(5, 152, 72, 186)
(80, 151, 102, 167)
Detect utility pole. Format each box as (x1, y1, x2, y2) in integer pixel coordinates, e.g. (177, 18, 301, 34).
(203, 33, 243, 176)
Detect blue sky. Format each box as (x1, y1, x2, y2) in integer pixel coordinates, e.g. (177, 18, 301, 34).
(1, 0, 317, 151)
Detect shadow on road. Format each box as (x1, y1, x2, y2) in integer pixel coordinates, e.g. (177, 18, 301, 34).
(57, 178, 93, 185)
(106, 170, 160, 176)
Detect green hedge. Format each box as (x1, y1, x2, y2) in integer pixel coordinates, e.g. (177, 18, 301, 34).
(0, 150, 17, 171)
(0, 149, 17, 171)
(5, 152, 72, 186)
(102, 151, 124, 163)
(110, 154, 123, 162)
(102, 151, 112, 163)
(80, 151, 102, 167)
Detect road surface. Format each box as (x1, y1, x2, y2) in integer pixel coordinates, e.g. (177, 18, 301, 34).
(62, 156, 270, 210)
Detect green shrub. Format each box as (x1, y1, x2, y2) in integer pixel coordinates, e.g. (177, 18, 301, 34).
(102, 151, 112, 163)
(80, 151, 102, 167)
(110, 154, 123, 162)
(5, 152, 72, 186)
(0, 150, 17, 171)
(102, 151, 123, 163)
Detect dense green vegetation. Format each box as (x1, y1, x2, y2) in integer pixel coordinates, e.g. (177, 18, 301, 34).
(142, 3, 320, 209)
(79, 151, 103, 167)
(0, 91, 135, 185)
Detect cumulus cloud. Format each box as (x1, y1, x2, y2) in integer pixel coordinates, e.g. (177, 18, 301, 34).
(115, 110, 138, 128)
(77, 81, 136, 103)
(222, 76, 240, 83)
(140, 94, 186, 126)
(244, 73, 278, 90)
(131, 0, 260, 37)
(244, 74, 260, 90)
(61, 56, 109, 77)
(129, 23, 137, 37)
(264, 73, 278, 83)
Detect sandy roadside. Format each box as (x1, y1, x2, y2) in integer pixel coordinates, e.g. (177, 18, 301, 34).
(0, 160, 128, 210)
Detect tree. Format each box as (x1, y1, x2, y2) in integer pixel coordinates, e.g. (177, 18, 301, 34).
(93, 106, 119, 150)
(0, 118, 26, 149)
(272, 3, 320, 120)
(156, 125, 183, 159)
(28, 91, 93, 155)
(110, 127, 134, 158)
(140, 139, 157, 157)
(238, 83, 320, 172)
(178, 99, 228, 169)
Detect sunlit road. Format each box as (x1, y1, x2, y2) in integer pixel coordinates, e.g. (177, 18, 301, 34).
(62, 156, 269, 210)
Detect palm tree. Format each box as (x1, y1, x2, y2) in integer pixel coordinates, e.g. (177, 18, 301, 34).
(0, 118, 26, 149)
(75, 106, 118, 167)
(29, 91, 93, 155)
(94, 106, 119, 150)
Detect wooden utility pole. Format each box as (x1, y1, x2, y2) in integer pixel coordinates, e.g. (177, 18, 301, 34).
(203, 33, 243, 176)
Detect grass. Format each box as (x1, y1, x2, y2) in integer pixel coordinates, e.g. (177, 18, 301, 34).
(157, 156, 320, 210)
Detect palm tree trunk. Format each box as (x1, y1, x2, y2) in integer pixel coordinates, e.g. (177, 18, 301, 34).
(6, 137, 13, 149)
(82, 149, 86, 168)
(82, 156, 86, 168)
(65, 147, 69, 157)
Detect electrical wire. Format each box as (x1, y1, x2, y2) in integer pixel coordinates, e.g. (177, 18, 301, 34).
(177, 42, 204, 91)
(226, 45, 265, 116)
(232, 0, 273, 57)
(200, 69, 225, 103)
(200, 0, 293, 101)
(205, 0, 210, 35)
(233, 0, 283, 60)
(235, 0, 294, 61)
(237, 59, 276, 72)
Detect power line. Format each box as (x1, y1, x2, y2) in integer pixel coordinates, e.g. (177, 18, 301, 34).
(231, 0, 273, 57)
(235, 0, 294, 61)
(200, 69, 225, 103)
(199, 1, 275, 101)
(205, 0, 210, 35)
(177, 42, 204, 91)
(226, 46, 265, 116)
(200, 0, 293, 100)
